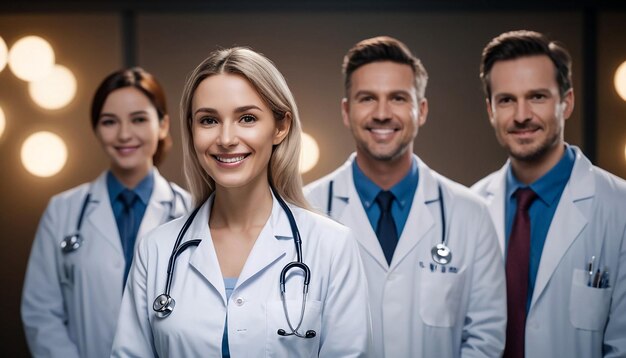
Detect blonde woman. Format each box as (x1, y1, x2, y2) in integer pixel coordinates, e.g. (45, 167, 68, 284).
(112, 48, 370, 357)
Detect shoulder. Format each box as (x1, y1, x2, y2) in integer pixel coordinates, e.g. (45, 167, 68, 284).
(47, 182, 92, 211)
(304, 156, 353, 196)
(470, 170, 502, 197)
(290, 205, 352, 246)
(588, 165, 626, 209)
(432, 172, 493, 218)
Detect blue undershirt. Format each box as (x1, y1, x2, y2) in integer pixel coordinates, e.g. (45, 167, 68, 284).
(222, 277, 237, 358)
(504, 145, 575, 311)
(352, 156, 419, 238)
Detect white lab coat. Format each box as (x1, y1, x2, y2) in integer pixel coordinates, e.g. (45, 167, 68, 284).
(21, 170, 191, 358)
(472, 146, 626, 358)
(305, 154, 506, 358)
(111, 192, 371, 357)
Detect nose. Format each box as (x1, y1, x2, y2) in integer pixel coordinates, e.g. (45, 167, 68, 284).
(117, 121, 132, 141)
(373, 100, 392, 121)
(216, 122, 239, 147)
(514, 100, 532, 124)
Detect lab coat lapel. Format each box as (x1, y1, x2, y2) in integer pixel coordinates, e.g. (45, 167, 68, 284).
(86, 172, 123, 255)
(137, 170, 170, 239)
(389, 159, 436, 271)
(188, 199, 228, 303)
(334, 161, 389, 270)
(531, 148, 593, 308)
(484, 164, 508, 256)
(237, 196, 289, 289)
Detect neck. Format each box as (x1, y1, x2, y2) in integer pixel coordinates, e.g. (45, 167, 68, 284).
(355, 149, 412, 190)
(110, 164, 152, 189)
(510, 143, 565, 185)
(210, 178, 273, 230)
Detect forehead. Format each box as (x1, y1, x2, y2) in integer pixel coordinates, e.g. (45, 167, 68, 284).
(349, 61, 415, 94)
(102, 87, 152, 111)
(489, 55, 558, 95)
(192, 73, 265, 109)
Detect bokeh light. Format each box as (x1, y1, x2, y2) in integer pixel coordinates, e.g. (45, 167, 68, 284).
(0, 105, 5, 139)
(300, 132, 320, 174)
(614, 61, 626, 102)
(21, 131, 68, 177)
(0, 36, 7, 73)
(29, 65, 77, 109)
(8, 36, 55, 81)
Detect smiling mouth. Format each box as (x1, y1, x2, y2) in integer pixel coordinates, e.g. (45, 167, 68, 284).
(213, 154, 250, 164)
(369, 128, 397, 134)
(115, 145, 140, 154)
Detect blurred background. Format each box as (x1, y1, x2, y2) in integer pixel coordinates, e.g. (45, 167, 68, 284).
(1, 0, 625, 354)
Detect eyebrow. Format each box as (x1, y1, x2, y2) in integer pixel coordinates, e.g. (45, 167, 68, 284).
(99, 110, 148, 118)
(193, 105, 263, 117)
(353, 89, 412, 97)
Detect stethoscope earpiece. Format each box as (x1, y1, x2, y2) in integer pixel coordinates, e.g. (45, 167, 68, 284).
(153, 294, 176, 318)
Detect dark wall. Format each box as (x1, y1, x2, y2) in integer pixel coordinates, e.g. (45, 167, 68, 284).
(0, 8, 624, 356)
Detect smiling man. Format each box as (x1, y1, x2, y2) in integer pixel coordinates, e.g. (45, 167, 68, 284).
(306, 36, 506, 357)
(472, 30, 626, 358)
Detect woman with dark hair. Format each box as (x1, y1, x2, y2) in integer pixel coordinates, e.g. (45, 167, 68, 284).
(21, 68, 191, 358)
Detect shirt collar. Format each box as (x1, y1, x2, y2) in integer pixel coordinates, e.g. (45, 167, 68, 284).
(106, 169, 155, 205)
(352, 156, 419, 209)
(506, 144, 575, 205)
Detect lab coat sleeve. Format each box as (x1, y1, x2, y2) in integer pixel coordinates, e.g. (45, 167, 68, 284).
(319, 230, 372, 358)
(460, 208, 507, 358)
(21, 198, 81, 358)
(603, 224, 626, 357)
(111, 235, 157, 358)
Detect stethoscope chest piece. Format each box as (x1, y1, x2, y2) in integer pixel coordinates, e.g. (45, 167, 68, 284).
(431, 243, 452, 265)
(60, 234, 83, 253)
(153, 294, 176, 318)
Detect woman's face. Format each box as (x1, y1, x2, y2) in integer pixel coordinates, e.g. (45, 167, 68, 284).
(191, 73, 289, 191)
(95, 87, 168, 177)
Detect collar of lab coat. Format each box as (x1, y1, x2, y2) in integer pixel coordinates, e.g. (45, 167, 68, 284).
(330, 153, 439, 271)
(187, 190, 294, 304)
(85, 169, 178, 255)
(483, 145, 595, 309)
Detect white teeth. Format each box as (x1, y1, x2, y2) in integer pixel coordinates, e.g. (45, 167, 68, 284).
(216, 155, 245, 163)
(371, 129, 394, 134)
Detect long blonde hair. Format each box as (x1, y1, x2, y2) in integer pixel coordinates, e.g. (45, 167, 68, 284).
(180, 47, 308, 209)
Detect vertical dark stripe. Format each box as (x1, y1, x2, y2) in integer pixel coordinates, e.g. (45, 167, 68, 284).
(582, 8, 597, 164)
(122, 10, 137, 68)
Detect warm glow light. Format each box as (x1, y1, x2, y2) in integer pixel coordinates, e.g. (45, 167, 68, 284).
(300, 132, 320, 174)
(8, 36, 55, 81)
(21, 131, 68, 177)
(29, 65, 77, 109)
(615, 61, 626, 102)
(0, 36, 7, 73)
(0, 106, 5, 139)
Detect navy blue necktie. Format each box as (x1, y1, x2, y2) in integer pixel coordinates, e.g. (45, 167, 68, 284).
(118, 189, 138, 287)
(375, 191, 399, 265)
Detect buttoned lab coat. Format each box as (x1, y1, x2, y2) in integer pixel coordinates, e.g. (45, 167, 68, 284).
(305, 154, 506, 358)
(21, 170, 191, 358)
(472, 146, 626, 358)
(111, 193, 371, 357)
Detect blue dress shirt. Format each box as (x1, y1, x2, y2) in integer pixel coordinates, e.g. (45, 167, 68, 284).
(505, 145, 575, 311)
(352, 157, 419, 237)
(106, 170, 154, 259)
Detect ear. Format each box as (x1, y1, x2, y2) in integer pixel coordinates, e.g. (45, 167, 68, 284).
(158, 114, 170, 140)
(273, 112, 292, 145)
(341, 98, 350, 129)
(417, 98, 428, 127)
(485, 98, 496, 127)
(561, 89, 575, 120)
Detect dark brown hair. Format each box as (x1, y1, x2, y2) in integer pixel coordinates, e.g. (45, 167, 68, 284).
(91, 67, 172, 166)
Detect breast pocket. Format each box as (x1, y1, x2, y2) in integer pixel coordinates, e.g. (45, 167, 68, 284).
(419, 269, 466, 327)
(266, 299, 322, 358)
(569, 269, 611, 331)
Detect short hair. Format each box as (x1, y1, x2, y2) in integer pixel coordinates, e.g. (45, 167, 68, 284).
(342, 36, 428, 99)
(91, 67, 172, 167)
(480, 30, 572, 100)
(180, 47, 308, 208)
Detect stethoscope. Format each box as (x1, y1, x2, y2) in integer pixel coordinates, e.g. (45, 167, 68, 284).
(327, 180, 452, 265)
(152, 187, 317, 339)
(60, 183, 187, 254)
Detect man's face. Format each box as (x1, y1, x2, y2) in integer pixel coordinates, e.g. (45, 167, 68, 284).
(487, 55, 574, 163)
(342, 61, 427, 163)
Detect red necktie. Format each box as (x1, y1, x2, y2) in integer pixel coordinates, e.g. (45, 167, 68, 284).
(504, 187, 537, 358)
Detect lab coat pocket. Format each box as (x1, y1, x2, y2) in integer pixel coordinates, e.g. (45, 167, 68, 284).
(569, 269, 611, 331)
(266, 299, 322, 358)
(419, 270, 466, 327)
